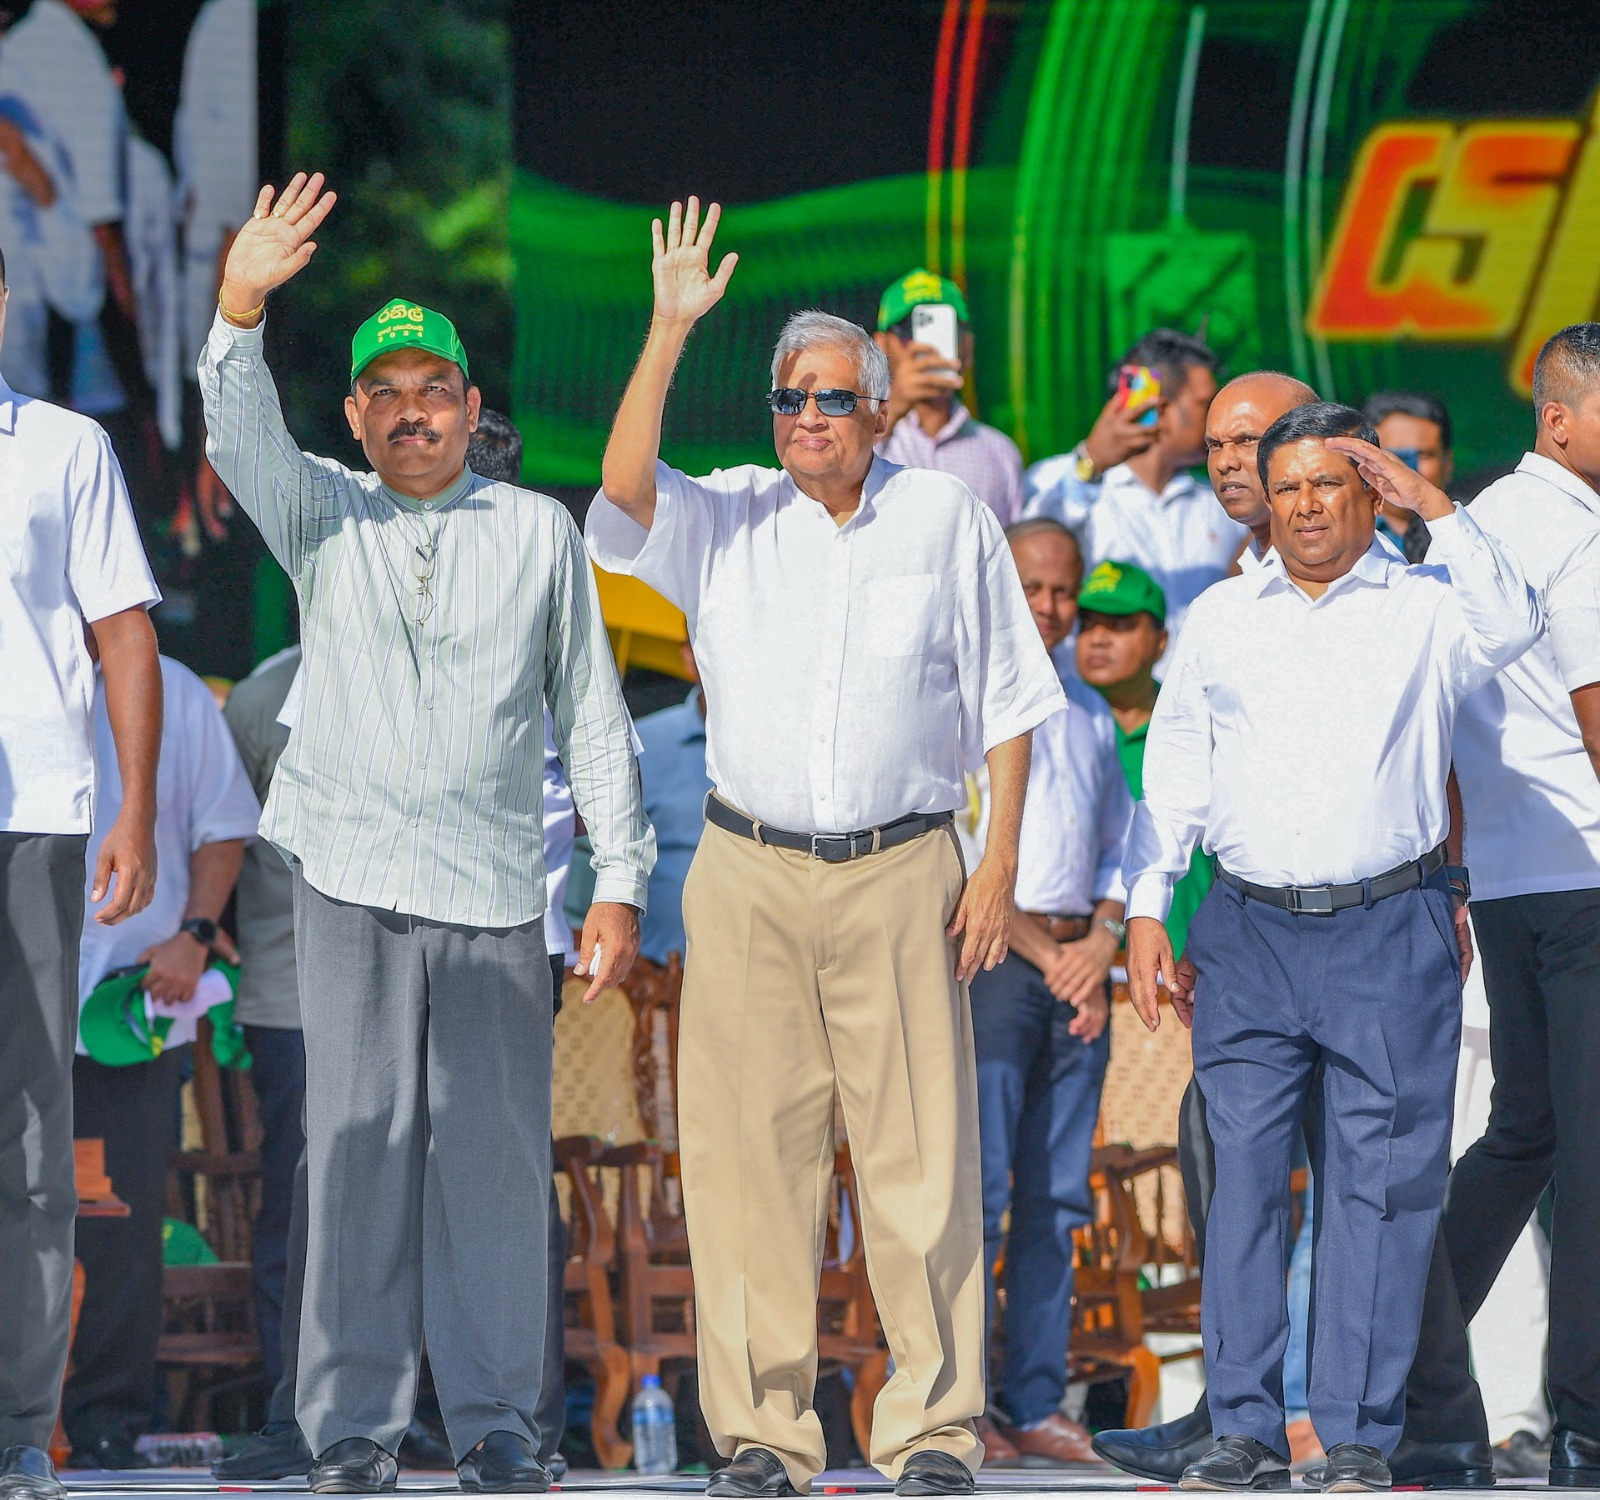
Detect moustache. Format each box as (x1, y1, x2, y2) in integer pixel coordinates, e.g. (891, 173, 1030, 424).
(388, 422, 442, 443)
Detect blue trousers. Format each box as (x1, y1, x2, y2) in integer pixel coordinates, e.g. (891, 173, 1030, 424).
(970, 953, 1110, 1425)
(1186, 875, 1461, 1458)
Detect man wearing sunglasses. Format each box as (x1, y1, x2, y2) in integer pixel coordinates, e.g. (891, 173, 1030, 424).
(588, 198, 1065, 1500)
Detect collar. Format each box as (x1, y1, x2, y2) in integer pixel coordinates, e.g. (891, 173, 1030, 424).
(901, 400, 973, 446)
(785, 454, 892, 530)
(1516, 451, 1600, 516)
(1252, 534, 1400, 601)
(1103, 462, 1201, 505)
(0, 373, 15, 436)
(380, 465, 474, 516)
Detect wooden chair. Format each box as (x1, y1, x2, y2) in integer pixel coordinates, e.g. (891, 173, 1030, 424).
(553, 1136, 634, 1470)
(159, 1017, 263, 1426)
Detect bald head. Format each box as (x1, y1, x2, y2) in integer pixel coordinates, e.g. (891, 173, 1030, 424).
(1205, 370, 1319, 527)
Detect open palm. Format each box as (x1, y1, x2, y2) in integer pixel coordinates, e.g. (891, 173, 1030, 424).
(222, 172, 338, 304)
(652, 196, 737, 325)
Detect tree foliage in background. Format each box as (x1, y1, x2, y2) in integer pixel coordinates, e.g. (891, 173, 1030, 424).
(275, 0, 511, 462)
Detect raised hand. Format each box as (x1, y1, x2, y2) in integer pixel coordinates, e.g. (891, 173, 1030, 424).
(651, 196, 738, 326)
(220, 172, 338, 316)
(1326, 434, 1454, 521)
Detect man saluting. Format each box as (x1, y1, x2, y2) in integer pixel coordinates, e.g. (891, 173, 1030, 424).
(587, 198, 1063, 1499)
(1123, 403, 1538, 1494)
(200, 173, 653, 1495)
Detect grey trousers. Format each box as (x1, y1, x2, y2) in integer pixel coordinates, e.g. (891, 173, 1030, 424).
(0, 832, 88, 1451)
(291, 871, 554, 1462)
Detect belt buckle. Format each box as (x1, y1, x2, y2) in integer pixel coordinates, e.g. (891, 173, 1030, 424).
(1287, 886, 1335, 915)
(811, 832, 852, 862)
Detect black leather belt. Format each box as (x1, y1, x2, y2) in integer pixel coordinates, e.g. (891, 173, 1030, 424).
(704, 793, 953, 864)
(1217, 844, 1448, 914)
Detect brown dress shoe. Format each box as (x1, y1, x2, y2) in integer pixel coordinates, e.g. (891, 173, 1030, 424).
(1003, 1412, 1105, 1467)
(975, 1416, 1020, 1467)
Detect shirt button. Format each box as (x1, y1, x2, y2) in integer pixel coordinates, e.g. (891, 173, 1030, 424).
(423, 501, 434, 511)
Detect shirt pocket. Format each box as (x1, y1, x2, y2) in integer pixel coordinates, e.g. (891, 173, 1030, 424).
(865, 573, 940, 657)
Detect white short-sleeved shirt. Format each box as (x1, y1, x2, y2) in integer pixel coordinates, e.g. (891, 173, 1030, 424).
(586, 456, 1065, 833)
(1452, 453, 1600, 900)
(0, 380, 158, 833)
(77, 656, 261, 1015)
(0, 0, 127, 227)
(965, 672, 1133, 915)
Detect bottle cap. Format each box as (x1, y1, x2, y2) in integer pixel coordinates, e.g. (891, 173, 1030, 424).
(641, 1374, 662, 1388)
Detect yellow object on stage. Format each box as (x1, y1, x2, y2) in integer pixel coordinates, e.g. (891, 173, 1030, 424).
(592, 566, 690, 679)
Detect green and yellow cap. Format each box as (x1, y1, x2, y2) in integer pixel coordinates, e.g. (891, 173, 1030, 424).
(1078, 559, 1168, 624)
(876, 268, 970, 331)
(350, 298, 470, 384)
(78, 962, 250, 1068)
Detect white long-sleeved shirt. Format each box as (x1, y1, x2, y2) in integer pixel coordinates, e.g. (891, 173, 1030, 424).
(1123, 508, 1541, 921)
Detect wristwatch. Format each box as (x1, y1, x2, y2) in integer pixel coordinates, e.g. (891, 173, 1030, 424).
(179, 917, 219, 950)
(1071, 442, 1099, 484)
(1100, 917, 1128, 947)
(1445, 865, 1471, 905)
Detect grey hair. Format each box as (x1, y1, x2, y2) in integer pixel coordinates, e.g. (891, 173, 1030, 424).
(770, 309, 890, 402)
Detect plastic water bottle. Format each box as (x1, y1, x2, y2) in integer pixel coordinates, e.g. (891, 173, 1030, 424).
(631, 1373, 678, 1474)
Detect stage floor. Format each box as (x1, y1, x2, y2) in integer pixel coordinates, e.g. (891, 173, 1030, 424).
(50, 1469, 1575, 1497)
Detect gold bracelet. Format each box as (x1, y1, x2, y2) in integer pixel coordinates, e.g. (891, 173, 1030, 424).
(218, 295, 266, 327)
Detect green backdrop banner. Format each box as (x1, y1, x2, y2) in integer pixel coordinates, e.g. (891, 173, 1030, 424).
(512, 0, 1600, 488)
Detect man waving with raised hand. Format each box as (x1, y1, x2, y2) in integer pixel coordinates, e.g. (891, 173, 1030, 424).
(587, 198, 1064, 1499)
(201, 173, 653, 1496)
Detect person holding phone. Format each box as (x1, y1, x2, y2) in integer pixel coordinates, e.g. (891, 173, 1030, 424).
(874, 268, 1024, 524)
(1024, 329, 1236, 673)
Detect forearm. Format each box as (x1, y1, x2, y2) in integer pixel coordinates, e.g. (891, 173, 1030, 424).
(600, 317, 695, 523)
(1005, 910, 1057, 969)
(92, 221, 136, 319)
(1446, 766, 1465, 866)
(183, 840, 245, 923)
(1428, 508, 1542, 674)
(1571, 683, 1600, 787)
(978, 732, 1031, 877)
(92, 608, 162, 825)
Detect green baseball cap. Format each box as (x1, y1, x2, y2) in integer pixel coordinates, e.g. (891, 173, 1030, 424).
(877, 268, 971, 331)
(78, 962, 251, 1068)
(350, 298, 470, 384)
(1078, 559, 1168, 624)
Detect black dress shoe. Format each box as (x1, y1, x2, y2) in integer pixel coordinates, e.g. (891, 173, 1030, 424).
(458, 1431, 551, 1493)
(1376, 1435, 1494, 1488)
(1180, 1435, 1291, 1491)
(1318, 1444, 1391, 1492)
(213, 1423, 313, 1481)
(66, 1435, 150, 1471)
(1492, 1429, 1548, 1479)
(895, 1450, 977, 1496)
(1094, 1399, 1214, 1482)
(707, 1447, 799, 1497)
(541, 1451, 568, 1481)
(310, 1438, 399, 1494)
(0, 1446, 66, 1500)
(1550, 1427, 1600, 1487)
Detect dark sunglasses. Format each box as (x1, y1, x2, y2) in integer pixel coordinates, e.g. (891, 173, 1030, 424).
(766, 387, 882, 417)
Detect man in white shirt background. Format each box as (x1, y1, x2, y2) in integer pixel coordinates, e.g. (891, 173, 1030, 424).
(64, 648, 259, 1471)
(1392, 321, 1600, 1490)
(589, 196, 1065, 1499)
(1124, 404, 1538, 1492)
(0, 244, 161, 1500)
(1023, 329, 1241, 669)
(963, 518, 1132, 1468)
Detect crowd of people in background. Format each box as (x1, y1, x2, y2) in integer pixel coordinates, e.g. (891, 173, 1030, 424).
(2, 156, 1598, 1500)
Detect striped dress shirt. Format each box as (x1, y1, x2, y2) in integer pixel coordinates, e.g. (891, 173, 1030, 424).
(199, 311, 653, 929)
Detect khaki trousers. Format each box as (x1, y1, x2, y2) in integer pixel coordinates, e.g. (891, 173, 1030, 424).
(679, 818, 986, 1490)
